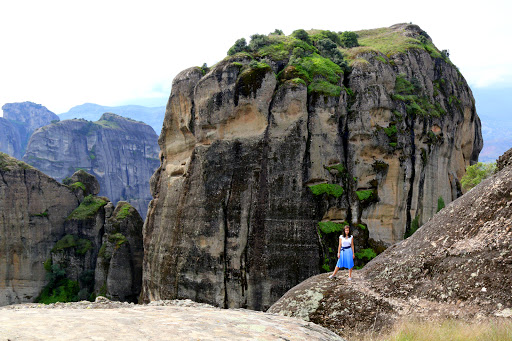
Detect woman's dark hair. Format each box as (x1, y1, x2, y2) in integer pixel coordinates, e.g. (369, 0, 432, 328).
(343, 225, 352, 238)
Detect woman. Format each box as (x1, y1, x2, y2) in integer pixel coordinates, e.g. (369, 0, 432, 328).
(329, 225, 355, 280)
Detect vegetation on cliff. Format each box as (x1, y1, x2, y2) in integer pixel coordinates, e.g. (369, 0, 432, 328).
(461, 162, 496, 191)
(67, 195, 107, 220)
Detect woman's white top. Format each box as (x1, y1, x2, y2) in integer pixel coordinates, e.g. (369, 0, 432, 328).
(340, 235, 353, 247)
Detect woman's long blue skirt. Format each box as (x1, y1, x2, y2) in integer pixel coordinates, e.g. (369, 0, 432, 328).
(336, 248, 354, 269)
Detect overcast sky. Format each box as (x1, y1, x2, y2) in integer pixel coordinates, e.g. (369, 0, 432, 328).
(0, 0, 511, 114)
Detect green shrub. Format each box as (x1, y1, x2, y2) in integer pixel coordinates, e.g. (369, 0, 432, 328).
(291, 53, 343, 85)
(62, 177, 73, 185)
(67, 195, 107, 220)
(308, 183, 344, 197)
(437, 196, 445, 213)
(356, 189, 375, 201)
(355, 248, 377, 261)
(270, 29, 284, 35)
(339, 31, 359, 48)
(35, 264, 80, 304)
(461, 162, 496, 191)
(52, 234, 92, 255)
(308, 80, 342, 97)
(325, 163, 345, 174)
(108, 233, 127, 248)
(115, 204, 133, 220)
(69, 182, 86, 191)
(384, 125, 397, 138)
(318, 221, 345, 234)
(292, 29, 311, 45)
(405, 215, 420, 239)
(228, 38, 248, 56)
(248, 34, 271, 51)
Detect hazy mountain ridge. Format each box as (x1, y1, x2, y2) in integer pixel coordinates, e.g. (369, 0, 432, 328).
(59, 103, 165, 135)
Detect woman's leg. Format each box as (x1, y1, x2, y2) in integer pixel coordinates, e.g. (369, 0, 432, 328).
(348, 268, 352, 279)
(329, 266, 340, 278)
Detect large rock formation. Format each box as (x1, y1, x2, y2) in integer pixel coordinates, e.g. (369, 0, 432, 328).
(142, 24, 482, 310)
(23, 113, 159, 219)
(0, 154, 143, 306)
(268, 147, 512, 338)
(0, 102, 60, 158)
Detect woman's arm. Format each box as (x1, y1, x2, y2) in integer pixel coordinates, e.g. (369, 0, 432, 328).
(351, 237, 355, 259)
(337, 237, 342, 258)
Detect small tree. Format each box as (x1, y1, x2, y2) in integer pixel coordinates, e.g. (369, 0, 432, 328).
(227, 38, 248, 56)
(340, 31, 359, 48)
(292, 29, 311, 45)
(461, 162, 496, 191)
(270, 29, 284, 35)
(248, 34, 271, 51)
(436, 196, 445, 213)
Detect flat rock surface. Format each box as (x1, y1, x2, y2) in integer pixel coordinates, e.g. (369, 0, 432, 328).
(0, 299, 344, 341)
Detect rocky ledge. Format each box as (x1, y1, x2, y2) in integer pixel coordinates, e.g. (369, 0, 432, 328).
(0, 298, 344, 341)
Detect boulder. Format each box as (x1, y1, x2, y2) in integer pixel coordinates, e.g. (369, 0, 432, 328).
(269, 147, 512, 338)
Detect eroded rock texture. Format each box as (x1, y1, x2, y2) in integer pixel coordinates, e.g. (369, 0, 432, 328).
(0, 154, 78, 305)
(142, 24, 482, 310)
(23, 113, 159, 219)
(269, 147, 512, 338)
(0, 156, 143, 305)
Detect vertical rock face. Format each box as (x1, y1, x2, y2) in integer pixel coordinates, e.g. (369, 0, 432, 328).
(0, 102, 60, 158)
(142, 24, 482, 310)
(23, 113, 160, 219)
(0, 118, 22, 158)
(95, 201, 144, 302)
(0, 155, 143, 306)
(0, 153, 79, 305)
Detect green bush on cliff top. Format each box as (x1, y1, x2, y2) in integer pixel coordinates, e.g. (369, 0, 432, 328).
(67, 195, 107, 220)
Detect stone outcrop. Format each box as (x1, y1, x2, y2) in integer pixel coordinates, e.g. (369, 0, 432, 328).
(0, 102, 60, 158)
(0, 156, 143, 306)
(0, 153, 79, 305)
(0, 299, 345, 341)
(268, 147, 512, 338)
(95, 202, 144, 302)
(142, 24, 482, 310)
(23, 113, 159, 219)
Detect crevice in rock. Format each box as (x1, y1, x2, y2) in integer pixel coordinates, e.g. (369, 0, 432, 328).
(405, 116, 416, 236)
(221, 175, 232, 309)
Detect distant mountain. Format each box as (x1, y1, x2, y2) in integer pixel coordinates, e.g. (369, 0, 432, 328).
(59, 103, 165, 135)
(23, 113, 160, 219)
(473, 87, 512, 163)
(0, 102, 60, 158)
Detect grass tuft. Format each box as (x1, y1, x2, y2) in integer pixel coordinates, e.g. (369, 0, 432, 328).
(309, 183, 344, 198)
(67, 195, 107, 220)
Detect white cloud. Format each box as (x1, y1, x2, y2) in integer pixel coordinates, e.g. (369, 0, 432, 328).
(1, 0, 511, 114)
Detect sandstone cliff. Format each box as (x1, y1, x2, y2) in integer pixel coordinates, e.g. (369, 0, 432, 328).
(0, 102, 60, 158)
(268, 146, 512, 338)
(23, 113, 160, 219)
(142, 24, 482, 310)
(0, 155, 143, 306)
